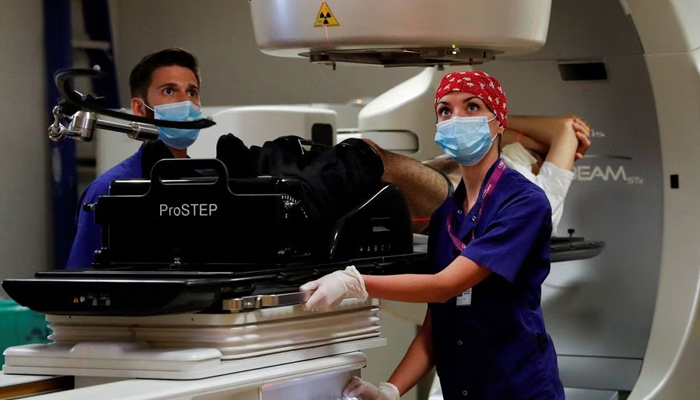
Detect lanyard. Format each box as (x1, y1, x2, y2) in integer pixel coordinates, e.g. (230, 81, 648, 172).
(446, 159, 507, 251)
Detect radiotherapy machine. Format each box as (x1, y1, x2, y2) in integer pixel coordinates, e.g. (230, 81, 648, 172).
(0, 0, 698, 399)
(248, 2, 700, 400)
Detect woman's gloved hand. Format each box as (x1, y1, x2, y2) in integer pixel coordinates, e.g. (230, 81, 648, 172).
(300, 266, 368, 309)
(343, 377, 400, 400)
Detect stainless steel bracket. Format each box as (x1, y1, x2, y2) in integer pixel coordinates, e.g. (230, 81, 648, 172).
(222, 291, 312, 311)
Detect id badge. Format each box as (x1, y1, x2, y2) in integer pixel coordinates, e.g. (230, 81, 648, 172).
(456, 288, 472, 306)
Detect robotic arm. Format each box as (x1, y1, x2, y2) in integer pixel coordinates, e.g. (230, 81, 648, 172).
(47, 67, 216, 143)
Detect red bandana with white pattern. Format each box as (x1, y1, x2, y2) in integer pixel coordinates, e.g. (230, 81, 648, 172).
(434, 70, 508, 129)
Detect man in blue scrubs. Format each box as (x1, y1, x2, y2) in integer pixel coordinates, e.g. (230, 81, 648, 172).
(65, 48, 203, 269)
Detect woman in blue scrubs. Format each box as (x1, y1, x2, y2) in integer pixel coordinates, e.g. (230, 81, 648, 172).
(301, 70, 564, 400)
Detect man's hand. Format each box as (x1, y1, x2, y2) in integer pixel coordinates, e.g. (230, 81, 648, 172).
(300, 266, 368, 309)
(572, 116, 591, 160)
(343, 377, 400, 400)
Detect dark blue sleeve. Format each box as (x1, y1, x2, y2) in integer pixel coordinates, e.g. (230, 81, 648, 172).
(462, 192, 551, 282)
(65, 183, 105, 269)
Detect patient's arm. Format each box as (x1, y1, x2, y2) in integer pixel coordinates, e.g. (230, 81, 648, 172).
(364, 139, 450, 233)
(422, 155, 461, 187)
(502, 115, 591, 171)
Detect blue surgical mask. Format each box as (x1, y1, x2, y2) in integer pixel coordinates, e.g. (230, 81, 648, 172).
(142, 100, 202, 149)
(434, 115, 498, 166)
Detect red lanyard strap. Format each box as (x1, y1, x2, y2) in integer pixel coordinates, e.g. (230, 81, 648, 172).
(446, 159, 507, 251)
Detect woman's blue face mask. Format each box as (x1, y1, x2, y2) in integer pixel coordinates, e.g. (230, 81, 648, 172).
(141, 100, 202, 149)
(434, 114, 498, 166)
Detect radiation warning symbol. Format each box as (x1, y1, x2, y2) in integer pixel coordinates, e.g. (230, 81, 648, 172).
(313, 2, 340, 27)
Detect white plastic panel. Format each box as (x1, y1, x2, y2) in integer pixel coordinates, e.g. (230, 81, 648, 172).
(628, 0, 700, 54)
(4, 342, 222, 372)
(188, 105, 337, 159)
(3, 339, 384, 380)
(260, 369, 358, 400)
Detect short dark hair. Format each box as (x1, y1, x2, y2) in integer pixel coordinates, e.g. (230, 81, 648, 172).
(129, 48, 201, 99)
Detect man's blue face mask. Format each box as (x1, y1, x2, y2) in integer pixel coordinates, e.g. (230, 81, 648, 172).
(434, 114, 498, 166)
(141, 100, 202, 149)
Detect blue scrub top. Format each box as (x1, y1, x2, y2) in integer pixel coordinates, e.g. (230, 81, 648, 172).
(427, 158, 564, 400)
(65, 147, 144, 269)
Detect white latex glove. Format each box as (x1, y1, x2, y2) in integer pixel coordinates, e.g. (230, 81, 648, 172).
(300, 265, 368, 309)
(343, 376, 400, 400)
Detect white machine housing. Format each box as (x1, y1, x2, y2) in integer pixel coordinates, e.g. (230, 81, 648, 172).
(354, 66, 468, 161)
(250, 0, 552, 66)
